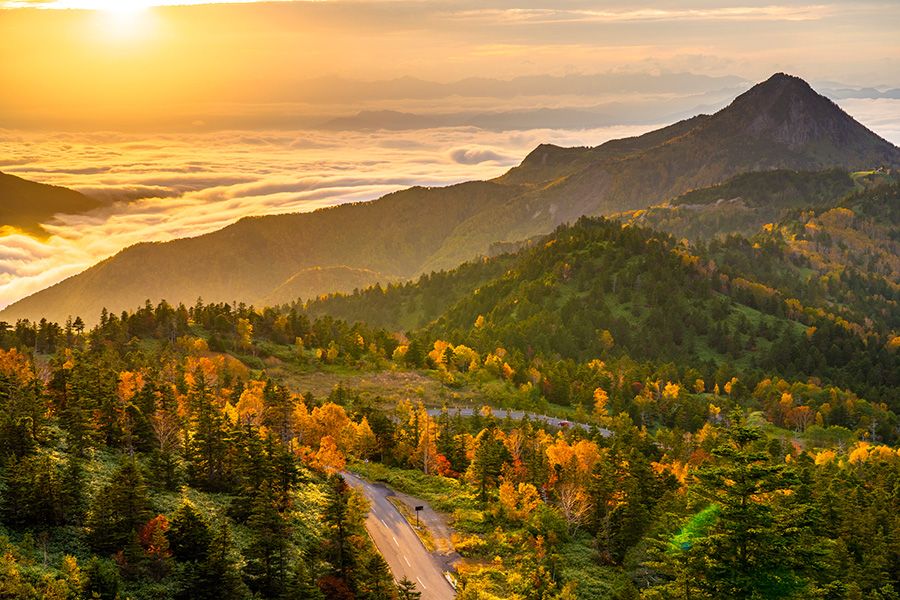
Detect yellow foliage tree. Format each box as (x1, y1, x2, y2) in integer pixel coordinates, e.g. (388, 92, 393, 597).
(235, 380, 266, 425)
(428, 340, 452, 367)
(592, 387, 609, 420)
(313, 435, 346, 472)
(236, 318, 253, 352)
(498, 481, 541, 521)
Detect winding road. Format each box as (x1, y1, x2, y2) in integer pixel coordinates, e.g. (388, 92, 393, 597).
(425, 407, 611, 437)
(343, 472, 456, 600)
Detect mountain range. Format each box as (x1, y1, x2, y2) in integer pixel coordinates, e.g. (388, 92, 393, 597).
(2, 73, 899, 325)
(0, 172, 102, 236)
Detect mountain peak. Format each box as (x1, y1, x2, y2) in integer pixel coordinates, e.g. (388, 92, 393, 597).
(712, 72, 896, 155)
(736, 72, 819, 106)
(762, 71, 813, 88)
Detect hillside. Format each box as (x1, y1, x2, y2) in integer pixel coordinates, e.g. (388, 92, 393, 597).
(3, 296, 897, 600)
(306, 187, 900, 409)
(614, 168, 878, 240)
(0, 171, 102, 235)
(4, 73, 899, 325)
(2, 180, 521, 323)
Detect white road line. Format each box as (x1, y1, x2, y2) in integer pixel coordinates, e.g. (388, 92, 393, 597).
(380, 519, 387, 527)
(392, 535, 399, 546)
(404, 555, 411, 566)
(418, 577, 427, 590)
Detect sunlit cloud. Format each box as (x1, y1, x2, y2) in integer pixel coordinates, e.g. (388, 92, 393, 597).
(447, 5, 833, 25)
(0, 123, 659, 309)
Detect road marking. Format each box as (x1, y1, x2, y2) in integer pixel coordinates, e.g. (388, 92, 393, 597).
(404, 555, 411, 566)
(380, 519, 387, 527)
(392, 535, 399, 546)
(418, 577, 427, 590)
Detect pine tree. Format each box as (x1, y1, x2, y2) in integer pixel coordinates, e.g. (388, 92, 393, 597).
(323, 475, 355, 582)
(60, 454, 87, 525)
(687, 413, 815, 598)
(244, 481, 293, 597)
(168, 502, 249, 599)
(0, 453, 64, 528)
(187, 368, 229, 491)
(469, 427, 511, 502)
(357, 553, 395, 600)
(203, 520, 250, 600)
(86, 459, 151, 553)
(167, 501, 212, 564)
(397, 576, 422, 600)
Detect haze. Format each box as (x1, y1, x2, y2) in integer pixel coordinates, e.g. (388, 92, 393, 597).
(1, 0, 899, 309)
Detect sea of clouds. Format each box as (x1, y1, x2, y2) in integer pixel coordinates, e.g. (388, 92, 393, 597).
(1, 95, 898, 313)
(0, 123, 659, 310)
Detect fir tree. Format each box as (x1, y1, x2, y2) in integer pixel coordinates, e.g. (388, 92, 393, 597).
(86, 459, 151, 553)
(244, 481, 293, 597)
(397, 576, 422, 600)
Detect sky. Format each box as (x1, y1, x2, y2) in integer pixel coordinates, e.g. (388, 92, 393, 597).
(1, 0, 899, 311)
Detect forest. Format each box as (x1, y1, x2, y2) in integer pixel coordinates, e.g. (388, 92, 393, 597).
(0, 182, 898, 599)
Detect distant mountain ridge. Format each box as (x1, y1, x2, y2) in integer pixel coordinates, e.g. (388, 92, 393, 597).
(0, 171, 102, 235)
(3, 73, 899, 325)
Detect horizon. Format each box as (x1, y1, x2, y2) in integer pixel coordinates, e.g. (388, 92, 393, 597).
(2, 1, 900, 310)
(0, 6, 899, 600)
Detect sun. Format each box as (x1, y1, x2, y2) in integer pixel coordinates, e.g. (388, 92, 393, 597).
(80, 0, 158, 40)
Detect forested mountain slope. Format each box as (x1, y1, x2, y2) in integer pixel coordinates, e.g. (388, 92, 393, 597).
(4, 73, 899, 325)
(616, 168, 896, 240)
(307, 185, 900, 410)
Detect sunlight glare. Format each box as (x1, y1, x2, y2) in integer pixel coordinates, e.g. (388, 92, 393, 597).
(47, 0, 153, 12)
(85, 0, 156, 41)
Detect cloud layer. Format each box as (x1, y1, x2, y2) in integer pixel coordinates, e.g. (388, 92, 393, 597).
(0, 123, 660, 309)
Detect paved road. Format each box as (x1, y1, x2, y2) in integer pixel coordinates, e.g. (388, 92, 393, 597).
(425, 407, 612, 437)
(343, 472, 456, 600)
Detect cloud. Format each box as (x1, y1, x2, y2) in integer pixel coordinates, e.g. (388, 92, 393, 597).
(449, 146, 516, 165)
(446, 5, 833, 25)
(0, 122, 663, 309)
(834, 98, 900, 145)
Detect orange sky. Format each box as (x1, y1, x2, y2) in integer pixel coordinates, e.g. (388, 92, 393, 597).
(1, 1, 899, 310)
(2, 1, 899, 130)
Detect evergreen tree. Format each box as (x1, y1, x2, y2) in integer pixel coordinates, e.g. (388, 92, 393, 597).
(323, 475, 356, 583)
(397, 576, 422, 600)
(204, 520, 250, 600)
(167, 501, 212, 563)
(357, 553, 395, 600)
(469, 426, 511, 502)
(86, 459, 151, 553)
(187, 367, 229, 491)
(686, 413, 817, 598)
(244, 481, 293, 597)
(82, 556, 122, 600)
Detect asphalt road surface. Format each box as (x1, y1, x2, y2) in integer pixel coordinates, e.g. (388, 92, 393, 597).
(425, 407, 612, 437)
(343, 472, 456, 600)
